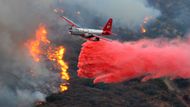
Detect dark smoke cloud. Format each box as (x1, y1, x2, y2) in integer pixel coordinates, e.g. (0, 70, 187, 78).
(62, 0, 161, 29)
(149, 0, 190, 32)
(172, 1, 190, 29)
(78, 39, 190, 84)
(0, 0, 61, 107)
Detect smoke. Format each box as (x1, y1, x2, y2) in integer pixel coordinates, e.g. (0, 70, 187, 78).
(172, 1, 190, 29)
(62, 0, 161, 29)
(0, 0, 62, 107)
(78, 39, 190, 84)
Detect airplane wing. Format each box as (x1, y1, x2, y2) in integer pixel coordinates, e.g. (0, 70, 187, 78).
(92, 34, 112, 42)
(60, 16, 80, 28)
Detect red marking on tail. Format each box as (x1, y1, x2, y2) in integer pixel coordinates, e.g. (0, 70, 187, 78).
(102, 18, 113, 35)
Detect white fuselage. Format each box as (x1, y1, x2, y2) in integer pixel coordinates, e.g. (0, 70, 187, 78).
(70, 28, 103, 36)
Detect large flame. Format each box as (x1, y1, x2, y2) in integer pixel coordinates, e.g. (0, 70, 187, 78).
(26, 25, 50, 62)
(26, 24, 69, 92)
(47, 46, 70, 92)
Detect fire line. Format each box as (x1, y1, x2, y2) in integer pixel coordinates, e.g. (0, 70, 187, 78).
(26, 24, 70, 92)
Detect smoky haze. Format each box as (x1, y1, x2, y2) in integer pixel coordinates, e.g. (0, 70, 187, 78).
(0, 0, 61, 107)
(62, 0, 161, 29)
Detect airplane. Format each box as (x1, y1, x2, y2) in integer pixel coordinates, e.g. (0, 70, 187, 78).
(60, 16, 115, 41)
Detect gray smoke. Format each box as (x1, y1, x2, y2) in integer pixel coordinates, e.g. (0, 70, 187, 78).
(172, 1, 190, 29)
(0, 0, 162, 106)
(0, 0, 62, 107)
(62, 0, 161, 29)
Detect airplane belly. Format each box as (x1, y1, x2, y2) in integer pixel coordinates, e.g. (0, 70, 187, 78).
(71, 28, 102, 35)
(88, 29, 103, 34)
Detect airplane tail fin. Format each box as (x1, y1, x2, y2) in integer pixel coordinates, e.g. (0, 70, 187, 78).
(103, 18, 113, 32)
(102, 18, 116, 35)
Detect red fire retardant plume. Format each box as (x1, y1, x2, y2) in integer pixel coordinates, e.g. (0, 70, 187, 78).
(77, 39, 190, 84)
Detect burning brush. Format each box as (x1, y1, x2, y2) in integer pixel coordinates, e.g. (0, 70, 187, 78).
(26, 24, 70, 93)
(140, 16, 154, 33)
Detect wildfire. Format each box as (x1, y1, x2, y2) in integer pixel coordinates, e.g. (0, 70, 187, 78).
(26, 25, 50, 62)
(47, 46, 70, 92)
(140, 25, 147, 33)
(26, 24, 70, 92)
(140, 16, 153, 33)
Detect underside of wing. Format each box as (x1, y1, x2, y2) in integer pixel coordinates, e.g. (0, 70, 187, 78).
(92, 34, 112, 42)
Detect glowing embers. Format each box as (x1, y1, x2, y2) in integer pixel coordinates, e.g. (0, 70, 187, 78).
(26, 24, 69, 92)
(140, 16, 153, 33)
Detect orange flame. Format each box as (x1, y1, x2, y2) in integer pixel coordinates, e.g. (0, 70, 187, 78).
(47, 46, 70, 92)
(26, 25, 50, 62)
(140, 16, 153, 33)
(140, 25, 147, 33)
(26, 24, 69, 92)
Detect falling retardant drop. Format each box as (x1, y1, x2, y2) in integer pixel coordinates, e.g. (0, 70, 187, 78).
(78, 39, 190, 84)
